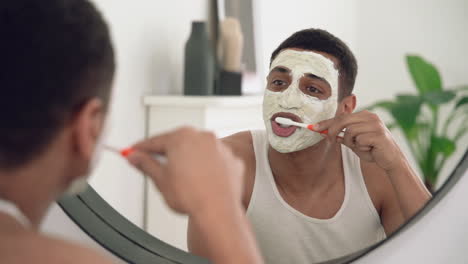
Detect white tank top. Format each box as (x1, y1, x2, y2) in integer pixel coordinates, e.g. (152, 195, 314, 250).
(0, 198, 30, 228)
(247, 130, 386, 264)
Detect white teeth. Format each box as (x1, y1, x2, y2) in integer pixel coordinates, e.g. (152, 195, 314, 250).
(279, 123, 291, 128)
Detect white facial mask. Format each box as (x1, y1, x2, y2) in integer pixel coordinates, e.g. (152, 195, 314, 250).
(263, 49, 339, 153)
(63, 121, 109, 196)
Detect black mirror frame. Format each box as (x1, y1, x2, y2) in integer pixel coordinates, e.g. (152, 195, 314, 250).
(58, 150, 468, 264)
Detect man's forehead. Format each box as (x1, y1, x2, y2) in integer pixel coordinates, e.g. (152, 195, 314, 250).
(270, 49, 339, 72)
(269, 50, 338, 79)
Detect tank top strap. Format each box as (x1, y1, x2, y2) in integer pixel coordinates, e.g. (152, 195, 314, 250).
(0, 198, 30, 228)
(340, 145, 382, 223)
(247, 130, 272, 214)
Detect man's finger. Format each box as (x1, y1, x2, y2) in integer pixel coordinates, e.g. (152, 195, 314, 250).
(127, 151, 164, 186)
(342, 123, 378, 147)
(354, 133, 377, 149)
(131, 126, 198, 154)
(316, 112, 373, 142)
(131, 133, 172, 155)
(357, 146, 372, 152)
(313, 117, 334, 132)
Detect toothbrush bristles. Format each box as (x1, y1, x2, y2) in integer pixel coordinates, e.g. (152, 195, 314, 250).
(103, 144, 120, 154)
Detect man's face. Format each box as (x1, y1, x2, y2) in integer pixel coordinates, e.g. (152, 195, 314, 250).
(263, 49, 339, 153)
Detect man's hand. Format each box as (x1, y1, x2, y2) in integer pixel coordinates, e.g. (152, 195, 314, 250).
(126, 127, 264, 264)
(316, 111, 431, 220)
(316, 110, 405, 172)
(126, 126, 245, 216)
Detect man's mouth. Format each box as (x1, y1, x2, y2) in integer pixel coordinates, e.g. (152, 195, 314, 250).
(270, 112, 302, 137)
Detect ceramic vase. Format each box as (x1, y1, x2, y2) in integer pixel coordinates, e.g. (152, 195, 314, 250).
(184, 21, 215, 95)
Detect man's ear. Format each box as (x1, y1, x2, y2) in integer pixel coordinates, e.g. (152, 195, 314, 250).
(336, 94, 356, 115)
(71, 98, 105, 162)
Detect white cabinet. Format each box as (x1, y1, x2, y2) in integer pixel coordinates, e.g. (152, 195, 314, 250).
(143, 95, 263, 250)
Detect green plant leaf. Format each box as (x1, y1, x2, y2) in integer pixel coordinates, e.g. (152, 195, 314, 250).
(422, 90, 456, 105)
(390, 94, 422, 135)
(406, 55, 442, 94)
(455, 96, 468, 109)
(448, 85, 468, 92)
(366, 101, 394, 111)
(432, 136, 456, 157)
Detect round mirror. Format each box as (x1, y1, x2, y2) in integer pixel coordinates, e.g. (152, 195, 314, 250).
(55, 0, 468, 263)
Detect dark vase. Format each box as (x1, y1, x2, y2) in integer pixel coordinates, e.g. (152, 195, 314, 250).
(184, 21, 215, 95)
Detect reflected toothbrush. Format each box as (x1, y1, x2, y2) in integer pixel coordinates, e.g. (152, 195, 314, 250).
(274, 117, 344, 137)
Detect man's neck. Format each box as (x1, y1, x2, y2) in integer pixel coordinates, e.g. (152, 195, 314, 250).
(268, 139, 343, 193)
(0, 156, 67, 229)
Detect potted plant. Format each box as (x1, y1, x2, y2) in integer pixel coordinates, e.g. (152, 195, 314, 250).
(368, 55, 467, 193)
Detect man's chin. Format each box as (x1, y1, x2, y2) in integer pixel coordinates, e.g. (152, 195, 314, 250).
(266, 127, 323, 153)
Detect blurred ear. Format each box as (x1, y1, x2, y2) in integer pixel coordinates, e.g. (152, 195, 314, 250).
(71, 98, 105, 162)
(336, 94, 356, 115)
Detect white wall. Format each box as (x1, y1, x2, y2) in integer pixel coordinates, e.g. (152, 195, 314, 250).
(87, 0, 208, 227)
(254, 0, 358, 88)
(42, 0, 209, 253)
(353, 0, 468, 186)
(40, 0, 468, 261)
(352, 2, 468, 260)
(358, 169, 468, 264)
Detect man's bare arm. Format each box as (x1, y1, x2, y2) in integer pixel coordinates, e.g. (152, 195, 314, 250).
(384, 157, 432, 219)
(361, 160, 405, 235)
(189, 203, 262, 264)
(188, 131, 256, 260)
(129, 128, 263, 264)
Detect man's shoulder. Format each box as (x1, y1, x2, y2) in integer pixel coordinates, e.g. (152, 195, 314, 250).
(222, 131, 255, 157)
(0, 231, 113, 264)
(222, 130, 253, 144)
(222, 131, 258, 209)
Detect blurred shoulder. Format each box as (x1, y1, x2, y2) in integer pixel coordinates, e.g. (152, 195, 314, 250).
(0, 231, 113, 264)
(222, 131, 254, 156)
(222, 131, 257, 208)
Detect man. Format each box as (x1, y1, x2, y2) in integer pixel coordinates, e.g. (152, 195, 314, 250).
(0, 1, 262, 263)
(188, 29, 432, 263)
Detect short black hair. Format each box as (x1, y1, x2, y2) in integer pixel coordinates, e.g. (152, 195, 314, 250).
(270, 28, 357, 99)
(0, 0, 115, 170)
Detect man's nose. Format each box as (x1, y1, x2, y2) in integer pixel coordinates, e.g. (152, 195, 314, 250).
(278, 83, 303, 109)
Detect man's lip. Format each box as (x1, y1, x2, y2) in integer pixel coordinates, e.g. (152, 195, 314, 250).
(270, 112, 303, 123)
(269, 112, 302, 138)
(271, 120, 297, 137)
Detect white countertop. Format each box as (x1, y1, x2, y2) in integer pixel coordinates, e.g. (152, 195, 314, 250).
(143, 95, 263, 107)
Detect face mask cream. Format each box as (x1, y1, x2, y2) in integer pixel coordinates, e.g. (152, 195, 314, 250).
(263, 49, 339, 153)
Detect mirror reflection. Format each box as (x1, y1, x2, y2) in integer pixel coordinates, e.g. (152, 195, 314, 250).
(83, 0, 468, 263)
(2, 0, 468, 263)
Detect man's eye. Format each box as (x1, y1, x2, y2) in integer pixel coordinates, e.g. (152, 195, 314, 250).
(307, 86, 321, 94)
(272, 80, 286, 86)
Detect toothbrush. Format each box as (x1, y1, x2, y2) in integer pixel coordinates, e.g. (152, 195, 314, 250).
(103, 145, 167, 163)
(103, 145, 132, 157)
(275, 117, 345, 137)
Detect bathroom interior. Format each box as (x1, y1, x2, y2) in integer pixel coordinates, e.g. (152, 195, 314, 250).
(31, 0, 468, 263)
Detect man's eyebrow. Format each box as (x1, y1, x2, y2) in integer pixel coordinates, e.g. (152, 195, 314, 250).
(270, 66, 290, 74)
(304, 73, 325, 81)
(304, 73, 331, 87)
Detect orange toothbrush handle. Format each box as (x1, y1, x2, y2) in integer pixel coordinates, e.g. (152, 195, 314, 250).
(307, 124, 328, 134)
(120, 147, 135, 157)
